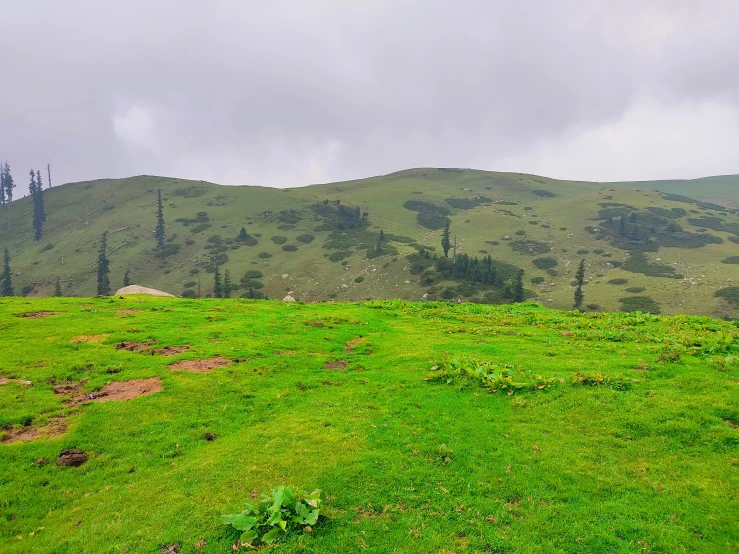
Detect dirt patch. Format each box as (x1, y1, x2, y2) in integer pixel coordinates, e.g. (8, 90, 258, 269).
(0, 378, 32, 387)
(54, 378, 163, 404)
(169, 357, 231, 373)
(324, 360, 348, 371)
(154, 345, 191, 356)
(14, 311, 57, 319)
(1, 417, 67, 444)
(309, 320, 325, 327)
(117, 309, 144, 315)
(345, 338, 367, 353)
(93, 378, 163, 402)
(724, 419, 739, 429)
(57, 448, 88, 467)
(71, 335, 108, 343)
(115, 340, 155, 352)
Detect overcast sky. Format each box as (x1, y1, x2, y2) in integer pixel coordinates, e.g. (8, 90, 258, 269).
(2, 0, 738, 194)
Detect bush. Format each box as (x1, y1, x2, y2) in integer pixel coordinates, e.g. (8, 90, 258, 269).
(282, 244, 298, 252)
(608, 278, 628, 285)
(296, 234, 315, 244)
(403, 200, 450, 215)
(41, 243, 54, 252)
(185, 238, 195, 246)
(715, 286, 739, 304)
(515, 230, 526, 236)
(328, 251, 350, 262)
(181, 290, 197, 298)
(221, 486, 323, 547)
(354, 276, 365, 283)
(593, 248, 604, 254)
(258, 252, 272, 258)
(531, 276, 545, 284)
(271, 236, 288, 244)
(532, 257, 558, 270)
(509, 240, 551, 255)
(721, 256, 739, 264)
(532, 189, 555, 197)
(417, 212, 449, 230)
(184, 281, 197, 288)
(576, 249, 589, 255)
(625, 287, 645, 293)
(154, 244, 181, 258)
(619, 296, 661, 314)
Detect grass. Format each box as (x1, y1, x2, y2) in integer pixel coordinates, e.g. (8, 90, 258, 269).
(1, 296, 738, 553)
(0, 168, 738, 317)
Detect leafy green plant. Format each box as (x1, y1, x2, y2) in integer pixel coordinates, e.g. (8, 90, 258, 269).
(425, 358, 559, 394)
(222, 486, 323, 548)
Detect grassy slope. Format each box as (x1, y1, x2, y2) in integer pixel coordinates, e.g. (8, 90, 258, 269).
(0, 297, 737, 553)
(0, 169, 738, 316)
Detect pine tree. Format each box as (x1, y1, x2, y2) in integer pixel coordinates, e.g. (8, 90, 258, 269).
(574, 259, 585, 310)
(1, 248, 13, 296)
(96, 232, 111, 296)
(375, 229, 384, 253)
(213, 263, 222, 298)
(223, 269, 232, 298)
(123, 269, 131, 287)
(3, 163, 15, 203)
(31, 170, 46, 240)
(154, 189, 165, 250)
(441, 220, 451, 257)
(619, 216, 627, 236)
(247, 287, 256, 299)
(513, 269, 525, 303)
(237, 227, 248, 241)
(54, 276, 62, 297)
(0, 164, 5, 205)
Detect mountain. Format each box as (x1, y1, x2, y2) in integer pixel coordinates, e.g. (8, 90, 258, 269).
(0, 168, 738, 317)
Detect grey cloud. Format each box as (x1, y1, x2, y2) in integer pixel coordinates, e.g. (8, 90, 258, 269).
(1, 0, 738, 194)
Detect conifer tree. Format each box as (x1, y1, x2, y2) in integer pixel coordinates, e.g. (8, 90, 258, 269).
(0, 164, 5, 205)
(375, 229, 384, 253)
(237, 227, 248, 241)
(619, 216, 627, 236)
(1, 248, 13, 296)
(154, 189, 165, 250)
(247, 287, 256, 299)
(31, 170, 46, 240)
(3, 163, 15, 203)
(574, 259, 585, 310)
(513, 268, 525, 303)
(123, 269, 131, 287)
(54, 276, 62, 297)
(96, 232, 111, 296)
(213, 263, 222, 298)
(223, 269, 232, 298)
(441, 220, 451, 257)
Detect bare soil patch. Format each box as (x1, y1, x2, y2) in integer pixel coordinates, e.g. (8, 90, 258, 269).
(56, 448, 88, 467)
(116, 340, 155, 352)
(169, 357, 231, 373)
(14, 311, 57, 319)
(0, 378, 32, 387)
(54, 378, 163, 404)
(71, 335, 107, 343)
(345, 337, 366, 352)
(1, 417, 67, 444)
(117, 309, 144, 315)
(324, 360, 348, 371)
(154, 345, 191, 356)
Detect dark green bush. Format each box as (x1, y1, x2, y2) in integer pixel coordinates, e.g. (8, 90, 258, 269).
(296, 234, 315, 244)
(282, 244, 298, 252)
(608, 278, 628, 285)
(619, 296, 661, 314)
(532, 257, 558, 270)
(271, 236, 288, 244)
(531, 276, 545, 284)
(258, 252, 272, 258)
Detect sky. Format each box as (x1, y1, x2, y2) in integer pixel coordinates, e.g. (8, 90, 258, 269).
(2, 0, 738, 194)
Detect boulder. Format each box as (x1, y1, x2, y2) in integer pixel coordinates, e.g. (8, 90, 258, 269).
(282, 295, 296, 302)
(56, 449, 88, 467)
(114, 285, 175, 297)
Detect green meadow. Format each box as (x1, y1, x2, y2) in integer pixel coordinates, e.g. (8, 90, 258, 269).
(1, 296, 738, 553)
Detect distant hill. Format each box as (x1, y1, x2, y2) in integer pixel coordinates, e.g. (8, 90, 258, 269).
(0, 168, 737, 317)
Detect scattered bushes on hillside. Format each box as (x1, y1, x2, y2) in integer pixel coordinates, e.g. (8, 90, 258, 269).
(623, 252, 682, 279)
(715, 286, 739, 304)
(509, 240, 551, 255)
(577, 249, 589, 255)
(532, 257, 558, 270)
(619, 296, 661, 314)
(514, 230, 526, 236)
(181, 289, 197, 298)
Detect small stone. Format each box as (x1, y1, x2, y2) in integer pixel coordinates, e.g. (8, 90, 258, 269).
(35, 457, 48, 466)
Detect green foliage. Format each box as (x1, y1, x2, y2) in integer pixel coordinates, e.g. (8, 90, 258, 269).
(222, 485, 323, 547)
(271, 236, 288, 245)
(296, 234, 315, 244)
(257, 252, 272, 259)
(402, 199, 450, 215)
(532, 257, 557, 270)
(531, 189, 555, 197)
(174, 186, 206, 198)
(608, 278, 628, 285)
(328, 251, 350, 262)
(426, 359, 559, 394)
(623, 252, 683, 279)
(153, 243, 181, 258)
(354, 276, 365, 283)
(416, 211, 450, 230)
(531, 276, 545, 284)
(282, 244, 298, 252)
(576, 249, 589, 255)
(715, 286, 739, 304)
(244, 270, 263, 279)
(625, 286, 645, 293)
(721, 256, 739, 264)
(444, 196, 491, 209)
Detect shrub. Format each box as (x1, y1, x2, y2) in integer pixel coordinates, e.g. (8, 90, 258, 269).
(185, 238, 195, 246)
(509, 240, 551, 255)
(532, 189, 555, 197)
(154, 244, 181, 258)
(722, 256, 739, 264)
(174, 186, 206, 198)
(296, 234, 315, 244)
(244, 270, 263, 279)
(532, 257, 558, 270)
(531, 276, 545, 284)
(271, 236, 288, 244)
(181, 290, 197, 298)
(282, 244, 298, 252)
(619, 296, 661, 314)
(528, 220, 539, 225)
(41, 243, 54, 252)
(328, 251, 350, 262)
(221, 486, 323, 547)
(715, 286, 739, 304)
(576, 249, 589, 255)
(354, 276, 365, 283)
(593, 248, 604, 254)
(608, 278, 628, 285)
(403, 200, 450, 215)
(184, 281, 197, 288)
(514, 230, 526, 236)
(258, 252, 272, 258)
(625, 287, 645, 293)
(417, 212, 449, 230)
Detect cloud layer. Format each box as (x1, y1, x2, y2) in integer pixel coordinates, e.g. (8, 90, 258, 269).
(1, 0, 738, 193)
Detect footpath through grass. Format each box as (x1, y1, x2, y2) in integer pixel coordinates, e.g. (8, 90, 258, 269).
(0, 297, 738, 553)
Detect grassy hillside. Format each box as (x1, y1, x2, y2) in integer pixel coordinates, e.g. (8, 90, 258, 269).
(0, 169, 738, 317)
(1, 297, 737, 553)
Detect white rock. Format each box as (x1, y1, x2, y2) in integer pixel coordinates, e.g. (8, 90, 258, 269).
(115, 285, 175, 297)
(282, 295, 296, 302)
(281, 274, 289, 279)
